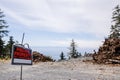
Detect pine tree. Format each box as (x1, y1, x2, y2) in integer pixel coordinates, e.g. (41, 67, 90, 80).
(0, 9, 8, 37)
(5, 36, 15, 58)
(60, 52, 65, 60)
(78, 52, 82, 57)
(109, 5, 120, 38)
(0, 9, 9, 58)
(0, 37, 5, 58)
(68, 39, 79, 59)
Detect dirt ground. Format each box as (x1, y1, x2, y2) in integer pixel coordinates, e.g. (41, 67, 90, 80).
(0, 59, 120, 80)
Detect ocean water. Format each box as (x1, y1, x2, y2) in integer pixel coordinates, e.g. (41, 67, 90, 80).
(31, 46, 97, 60)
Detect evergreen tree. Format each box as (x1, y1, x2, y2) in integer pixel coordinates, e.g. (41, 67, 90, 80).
(0, 37, 5, 58)
(68, 39, 79, 59)
(0, 9, 8, 37)
(5, 36, 15, 58)
(109, 5, 120, 38)
(78, 52, 82, 57)
(60, 52, 65, 60)
(0, 9, 9, 58)
(84, 52, 87, 57)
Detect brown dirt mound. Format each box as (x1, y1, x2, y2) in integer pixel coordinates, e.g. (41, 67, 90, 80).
(33, 51, 54, 63)
(93, 38, 120, 64)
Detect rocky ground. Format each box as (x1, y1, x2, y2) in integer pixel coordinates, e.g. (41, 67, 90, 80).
(0, 59, 120, 80)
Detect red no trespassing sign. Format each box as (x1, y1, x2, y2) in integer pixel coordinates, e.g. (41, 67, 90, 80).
(11, 45, 32, 65)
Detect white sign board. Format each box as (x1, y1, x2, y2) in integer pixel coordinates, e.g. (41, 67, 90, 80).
(11, 45, 32, 65)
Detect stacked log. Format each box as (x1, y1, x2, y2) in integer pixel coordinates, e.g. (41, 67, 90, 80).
(93, 38, 120, 64)
(33, 51, 54, 63)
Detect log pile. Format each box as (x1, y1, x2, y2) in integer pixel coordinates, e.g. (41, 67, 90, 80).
(93, 38, 120, 64)
(33, 51, 54, 63)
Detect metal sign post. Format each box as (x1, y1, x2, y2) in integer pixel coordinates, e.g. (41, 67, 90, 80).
(21, 33, 25, 80)
(20, 65, 22, 80)
(11, 33, 32, 80)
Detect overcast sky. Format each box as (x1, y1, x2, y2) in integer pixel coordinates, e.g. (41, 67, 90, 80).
(0, 0, 119, 49)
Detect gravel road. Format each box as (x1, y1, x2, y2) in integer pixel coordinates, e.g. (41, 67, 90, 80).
(0, 59, 120, 80)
